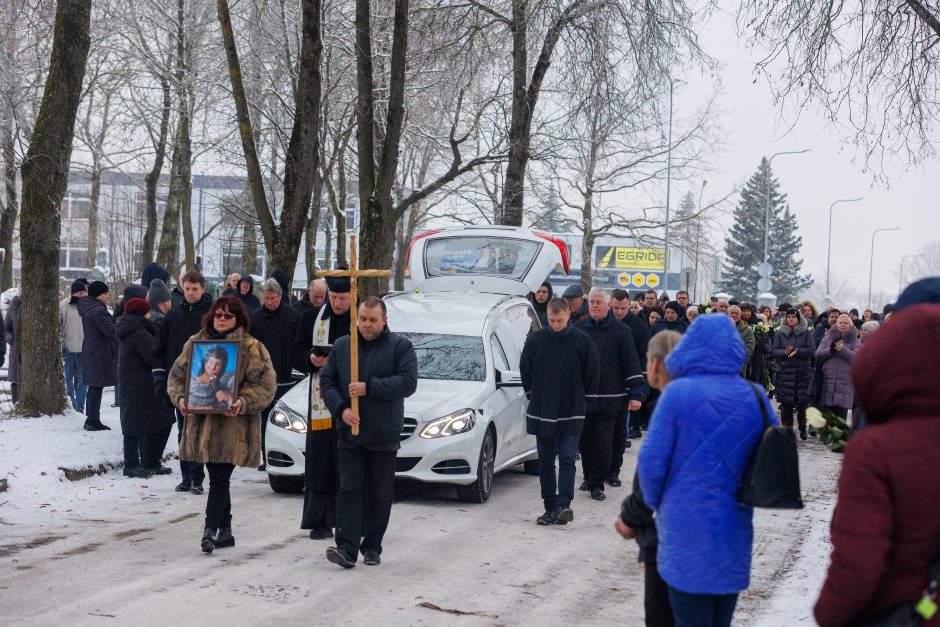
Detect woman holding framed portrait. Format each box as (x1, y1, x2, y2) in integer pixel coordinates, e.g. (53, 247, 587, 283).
(168, 295, 276, 553)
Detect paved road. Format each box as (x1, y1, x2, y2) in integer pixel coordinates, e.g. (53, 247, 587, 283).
(0, 440, 839, 626)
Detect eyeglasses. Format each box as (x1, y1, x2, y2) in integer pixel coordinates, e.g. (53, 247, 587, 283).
(214, 312, 235, 320)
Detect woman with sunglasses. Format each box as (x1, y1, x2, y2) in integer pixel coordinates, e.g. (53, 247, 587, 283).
(168, 295, 276, 553)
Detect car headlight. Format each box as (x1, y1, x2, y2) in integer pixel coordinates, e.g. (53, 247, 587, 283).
(269, 402, 307, 433)
(419, 408, 476, 439)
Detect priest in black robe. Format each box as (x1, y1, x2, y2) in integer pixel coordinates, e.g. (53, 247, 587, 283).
(292, 273, 352, 539)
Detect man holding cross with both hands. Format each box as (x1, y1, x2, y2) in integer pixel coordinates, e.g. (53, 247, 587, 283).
(319, 296, 418, 568)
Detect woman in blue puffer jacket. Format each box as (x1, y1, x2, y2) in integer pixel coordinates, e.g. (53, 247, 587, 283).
(638, 314, 773, 627)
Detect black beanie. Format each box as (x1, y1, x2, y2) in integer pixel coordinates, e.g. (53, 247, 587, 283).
(88, 281, 109, 298)
(70, 280, 86, 295)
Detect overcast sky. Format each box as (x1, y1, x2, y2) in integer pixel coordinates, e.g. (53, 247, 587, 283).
(680, 3, 939, 308)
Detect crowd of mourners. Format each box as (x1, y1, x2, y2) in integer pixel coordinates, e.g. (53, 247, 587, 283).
(524, 279, 940, 627)
(4, 260, 935, 625)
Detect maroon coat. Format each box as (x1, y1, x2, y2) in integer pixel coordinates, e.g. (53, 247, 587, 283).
(814, 304, 940, 627)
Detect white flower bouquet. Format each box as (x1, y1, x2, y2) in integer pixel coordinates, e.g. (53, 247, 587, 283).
(805, 406, 849, 453)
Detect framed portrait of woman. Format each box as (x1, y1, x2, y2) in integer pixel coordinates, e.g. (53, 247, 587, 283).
(184, 340, 241, 414)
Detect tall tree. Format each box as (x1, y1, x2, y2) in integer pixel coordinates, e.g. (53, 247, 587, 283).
(18, 0, 91, 416)
(719, 157, 811, 303)
(737, 0, 940, 170)
(216, 0, 322, 283)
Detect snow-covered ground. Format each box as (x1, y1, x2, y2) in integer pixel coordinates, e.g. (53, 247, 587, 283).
(0, 399, 841, 626)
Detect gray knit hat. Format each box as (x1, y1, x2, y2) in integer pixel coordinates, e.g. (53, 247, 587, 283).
(147, 278, 172, 304)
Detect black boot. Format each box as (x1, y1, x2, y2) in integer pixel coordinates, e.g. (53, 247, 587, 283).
(213, 527, 235, 548)
(201, 528, 216, 553)
(83, 421, 111, 431)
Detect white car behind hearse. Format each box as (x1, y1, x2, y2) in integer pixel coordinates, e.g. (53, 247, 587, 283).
(264, 226, 570, 502)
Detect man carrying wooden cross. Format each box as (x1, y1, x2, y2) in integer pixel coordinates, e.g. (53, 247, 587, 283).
(320, 295, 417, 568)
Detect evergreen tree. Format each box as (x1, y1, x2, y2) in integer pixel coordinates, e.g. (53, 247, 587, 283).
(719, 158, 812, 302)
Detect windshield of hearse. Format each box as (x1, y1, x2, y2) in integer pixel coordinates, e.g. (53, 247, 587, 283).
(424, 236, 541, 280)
(398, 333, 486, 382)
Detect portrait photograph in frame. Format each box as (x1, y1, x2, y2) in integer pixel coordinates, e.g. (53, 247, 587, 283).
(184, 340, 242, 414)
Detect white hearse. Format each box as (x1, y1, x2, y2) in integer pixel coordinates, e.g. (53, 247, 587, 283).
(264, 226, 570, 502)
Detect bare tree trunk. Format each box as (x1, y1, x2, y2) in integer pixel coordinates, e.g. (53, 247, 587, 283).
(142, 75, 171, 267)
(217, 0, 321, 283)
(356, 0, 408, 295)
(86, 160, 100, 268)
(393, 205, 418, 290)
(304, 169, 322, 276)
(579, 191, 595, 291)
(241, 202, 257, 274)
(500, 1, 586, 226)
(18, 0, 91, 416)
(0, 126, 18, 290)
(323, 217, 332, 270)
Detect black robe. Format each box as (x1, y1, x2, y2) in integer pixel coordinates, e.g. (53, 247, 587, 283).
(291, 302, 351, 531)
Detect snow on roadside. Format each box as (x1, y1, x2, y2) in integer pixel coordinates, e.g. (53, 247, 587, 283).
(0, 390, 178, 532)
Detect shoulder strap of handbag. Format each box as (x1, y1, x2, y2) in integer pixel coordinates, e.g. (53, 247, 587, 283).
(748, 382, 771, 430)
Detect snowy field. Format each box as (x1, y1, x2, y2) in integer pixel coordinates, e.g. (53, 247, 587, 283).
(0, 393, 840, 626)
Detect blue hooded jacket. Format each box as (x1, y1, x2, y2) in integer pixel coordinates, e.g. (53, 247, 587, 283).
(638, 314, 774, 595)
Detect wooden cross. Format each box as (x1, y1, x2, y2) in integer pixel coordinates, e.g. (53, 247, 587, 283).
(317, 234, 390, 436)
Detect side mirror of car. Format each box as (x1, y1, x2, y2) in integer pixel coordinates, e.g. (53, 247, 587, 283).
(496, 369, 523, 388)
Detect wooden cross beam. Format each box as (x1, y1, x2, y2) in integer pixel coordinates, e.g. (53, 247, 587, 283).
(317, 234, 390, 436)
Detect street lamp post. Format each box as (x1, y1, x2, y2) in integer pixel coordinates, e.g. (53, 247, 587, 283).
(762, 150, 810, 294)
(868, 227, 901, 308)
(825, 197, 864, 302)
(899, 254, 925, 295)
(663, 77, 680, 293)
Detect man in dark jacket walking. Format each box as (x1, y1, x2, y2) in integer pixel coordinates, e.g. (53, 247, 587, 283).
(609, 288, 650, 483)
(521, 298, 599, 525)
(320, 297, 417, 568)
(154, 270, 213, 494)
(251, 278, 302, 468)
(576, 288, 647, 501)
(650, 302, 688, 337)
(77, 281, 117, 431)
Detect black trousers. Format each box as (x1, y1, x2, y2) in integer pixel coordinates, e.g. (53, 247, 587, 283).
(205, 462, 235, 530)
(301, 427, 338, 532)
(780, 403, 807, 429)
(580, 410, 619, 491)
(176, 410, 205, 483)
(85, 386, 104, 424)
(335, 445, 397, 558)
(645, 561, 675, 627)
(609, 409, 631, 479)
(123, 427, 172, 470)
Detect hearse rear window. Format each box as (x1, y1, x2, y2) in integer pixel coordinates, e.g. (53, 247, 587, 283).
(424, 237, 541, 281)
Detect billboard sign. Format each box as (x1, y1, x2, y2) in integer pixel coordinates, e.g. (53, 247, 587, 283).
(595, 246, 665, 271)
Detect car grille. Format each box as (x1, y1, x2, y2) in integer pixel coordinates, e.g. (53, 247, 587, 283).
(401, 416, 418, 441)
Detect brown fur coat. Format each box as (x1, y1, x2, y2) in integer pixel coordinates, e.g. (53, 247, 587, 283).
(168, 327, 276, 468)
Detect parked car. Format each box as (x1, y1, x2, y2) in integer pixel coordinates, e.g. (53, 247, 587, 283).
(264, 226, 570, 502)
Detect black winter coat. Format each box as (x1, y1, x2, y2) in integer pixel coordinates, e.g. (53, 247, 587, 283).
(153, 293, 213, 386)
(576, 312, 648, 411)
(772, 319, 816, 404)
(649, 318, 688, 337)
(620, 471, 658, 563)
(116, 314, 175, 436)
(237, 276, 261, 312)
(251, 302, 301, 398)
(291, 302, 351, 374)
(619, 311, 649, 371)
(520, 325, 599, 437)
(320, 328, 418, 446)
(77, 297, 117, 387)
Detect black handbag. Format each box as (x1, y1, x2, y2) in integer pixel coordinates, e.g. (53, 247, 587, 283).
(807, 362, 823, 404)
(737, 383, 804, 509)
